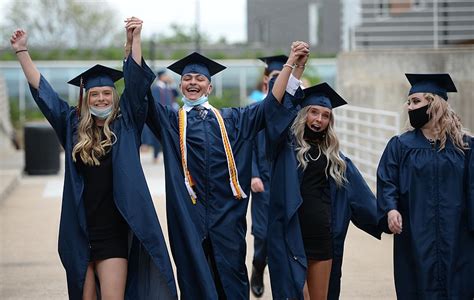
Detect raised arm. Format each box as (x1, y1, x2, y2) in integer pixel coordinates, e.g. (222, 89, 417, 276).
(122, 17, 156, 131)
(10, 30, 40, 89)
(124, 17, 143, 65)
(10, 29, 73, 146)
(271, 41, 309, 103)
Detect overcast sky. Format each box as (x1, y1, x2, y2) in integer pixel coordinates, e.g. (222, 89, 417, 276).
(112, 0, 247, 42)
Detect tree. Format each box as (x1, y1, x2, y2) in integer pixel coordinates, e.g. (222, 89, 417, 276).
(2, 0, 120, 49)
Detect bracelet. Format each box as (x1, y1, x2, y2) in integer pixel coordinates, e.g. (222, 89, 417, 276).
(15, 49, 28, 54)
(295, 64, 306, 69)
(283, 63, 295, 70)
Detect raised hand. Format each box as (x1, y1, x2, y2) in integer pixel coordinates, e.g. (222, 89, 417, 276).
(124, 17, 144, 64)
(287, 41, 310, 66)
(125, 17, 143, 39)
(10, 29, 28, 52)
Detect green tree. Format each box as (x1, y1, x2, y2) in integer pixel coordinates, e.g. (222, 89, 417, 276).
(2, 0, 119, 50)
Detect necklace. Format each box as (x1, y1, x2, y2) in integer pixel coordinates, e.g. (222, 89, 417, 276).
(305, 144, 321, 161)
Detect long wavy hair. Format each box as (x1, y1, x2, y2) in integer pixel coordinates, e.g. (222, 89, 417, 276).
(407, 93, 470, 151)
(72, 88, 120, 166)
(291, 106, 347, 187)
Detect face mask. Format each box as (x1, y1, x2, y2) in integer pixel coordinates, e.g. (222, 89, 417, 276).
(182, 94, 208, 107)
(408, 104, 430, 129)
(304, 124, 326, 142)
(89, 105, 113, 120)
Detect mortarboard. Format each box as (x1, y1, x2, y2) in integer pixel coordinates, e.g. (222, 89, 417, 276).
(67, 64, 123, 116)
(301, 82, 347, 109)
(406, 73, 457, 101)
(167, 52, 226, 81)
(258, 55, 288, 72)
(157, 69, 166, 77)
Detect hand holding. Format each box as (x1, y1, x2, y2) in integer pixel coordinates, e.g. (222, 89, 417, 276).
(287, 41, 310, 66)
(251, 177, 265, 193)
(387, 209, 403, 234)
(125, 17, 143, 39)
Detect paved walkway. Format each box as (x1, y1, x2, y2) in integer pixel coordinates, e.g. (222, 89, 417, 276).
(0, 149, 396, 299)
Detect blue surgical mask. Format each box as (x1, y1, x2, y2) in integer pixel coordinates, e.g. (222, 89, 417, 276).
(182, 95, 208, 107)
(89, 105, 113, 120)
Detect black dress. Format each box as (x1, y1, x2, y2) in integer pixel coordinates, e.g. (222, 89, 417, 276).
(76, 145, 129, 262)
(298, 143, 333, 261)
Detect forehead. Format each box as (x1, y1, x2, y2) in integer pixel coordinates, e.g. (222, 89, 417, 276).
(182, 72, 208, 78)
(88, 86, 114, 93)
(408, 92, 428, 100)
(308, 105, 331, 113)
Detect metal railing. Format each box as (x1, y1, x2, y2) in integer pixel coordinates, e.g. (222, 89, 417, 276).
(334, 105, 400, 189)
(350, 0, 474, 50)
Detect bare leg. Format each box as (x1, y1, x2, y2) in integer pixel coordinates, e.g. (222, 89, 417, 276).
(95, 258, 128, 300)
(82, 263, 97, 300)
(303, 281, 310, 300)
(306, 259, 332, 300)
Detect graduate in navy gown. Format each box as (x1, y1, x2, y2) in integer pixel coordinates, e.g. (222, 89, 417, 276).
(10, 17, 176, 299)
(249, 54, 290, 298)
(377, 73, 474, 300)
(143, 42, 309, 299)
(265, 66, 382, 299)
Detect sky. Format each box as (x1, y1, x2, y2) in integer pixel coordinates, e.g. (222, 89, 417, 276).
(111, 0, 247, 43)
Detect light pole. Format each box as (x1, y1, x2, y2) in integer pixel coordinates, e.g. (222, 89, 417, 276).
(195, 0, 201, 52)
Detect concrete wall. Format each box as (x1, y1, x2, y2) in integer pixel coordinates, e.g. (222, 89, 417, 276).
(336, 48, 474, 132)
(247, 0, 341, 55)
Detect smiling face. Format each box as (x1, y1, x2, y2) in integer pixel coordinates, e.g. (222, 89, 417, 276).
(306, 105, 331, 132)
(88, 86, 114, 108)
(180, 73, 213, 100)
(407, 92, 431, 111)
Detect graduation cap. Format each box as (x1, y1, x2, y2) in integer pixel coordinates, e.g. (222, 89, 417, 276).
(258, 55, 288, 72)
(406, 73, 457, 101)
(167, 52, 226, 81)
(67, 64, 123, 116)
(301, 82, 347, 109)
(156, 69, 166, 78)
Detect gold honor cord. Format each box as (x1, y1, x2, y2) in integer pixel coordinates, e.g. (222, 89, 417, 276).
(178, 108, 197, 204)
(178, 106, 247, 204)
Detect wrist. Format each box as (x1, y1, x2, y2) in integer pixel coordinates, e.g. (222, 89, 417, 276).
(283, 63, 295, 70)
(15, 49, 28, 54)
(295, 64, 305, 69)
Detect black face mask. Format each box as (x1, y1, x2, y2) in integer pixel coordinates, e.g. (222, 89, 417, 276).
(408, 104, 430, 129)
(304, 125, 326, 142)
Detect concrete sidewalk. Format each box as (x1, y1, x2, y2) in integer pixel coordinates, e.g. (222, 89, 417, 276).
(0, 151, 396, 299)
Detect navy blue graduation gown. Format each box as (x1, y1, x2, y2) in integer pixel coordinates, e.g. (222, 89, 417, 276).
(377, 130, 474, 299)
(144, 75, 273, 299)
(251, 130, 271, 242)
(29, 57, 177, 299)
(264, 96, 382, 300)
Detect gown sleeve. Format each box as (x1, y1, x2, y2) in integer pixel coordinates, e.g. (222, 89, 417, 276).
(376, 136, 402, 232)
(29, 75, 74, 147)
(264, 84, 304, 161)
(121, 56, 156, 133)
(346, 158, 382, 239)
(466, 135, 474, 232)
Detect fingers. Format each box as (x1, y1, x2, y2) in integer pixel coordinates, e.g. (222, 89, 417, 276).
(388, 212, 403, 234)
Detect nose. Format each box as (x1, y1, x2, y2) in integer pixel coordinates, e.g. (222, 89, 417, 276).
(315, 114, 322, 122)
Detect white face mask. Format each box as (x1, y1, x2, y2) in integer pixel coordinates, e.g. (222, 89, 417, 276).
(182, 94, 208, 107)
(89, 105, 113, 120)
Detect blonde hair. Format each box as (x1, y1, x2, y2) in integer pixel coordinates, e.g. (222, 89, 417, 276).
(72, 88, 120, 166)
(408, 93, 470, 151)
(291, 106, 347, 187)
